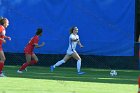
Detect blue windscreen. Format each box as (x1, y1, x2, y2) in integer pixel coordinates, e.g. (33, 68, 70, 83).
(0, 0, 135, 56)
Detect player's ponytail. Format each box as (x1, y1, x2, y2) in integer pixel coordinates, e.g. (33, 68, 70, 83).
(0, 16, 3, 20)
(69, 27, 75, 34)
(0, 17, 4, 25)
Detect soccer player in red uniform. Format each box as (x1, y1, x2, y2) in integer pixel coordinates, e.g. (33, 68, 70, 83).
(0, 17, 11, 77)
(17, 28, 45, 73)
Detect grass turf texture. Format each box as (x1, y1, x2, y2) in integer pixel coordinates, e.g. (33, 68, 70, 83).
(0, 66, 138, 93)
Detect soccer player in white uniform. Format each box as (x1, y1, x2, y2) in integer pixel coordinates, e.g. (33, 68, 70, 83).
(50, 27, 85, 75)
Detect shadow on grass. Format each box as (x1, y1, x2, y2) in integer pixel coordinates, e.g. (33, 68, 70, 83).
(4, 66, 139, 85)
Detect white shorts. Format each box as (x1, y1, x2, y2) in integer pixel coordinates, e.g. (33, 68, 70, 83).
(66, 49, 77, 55)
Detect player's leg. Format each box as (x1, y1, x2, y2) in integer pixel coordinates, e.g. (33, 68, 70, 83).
(17, 54, 31, 73)
(50, 54, 71, 72)
(30, 53, 38, 65)
(71, 52, 85, 75)
(0, 51, 6, 77)
(54, 54, 71, 67)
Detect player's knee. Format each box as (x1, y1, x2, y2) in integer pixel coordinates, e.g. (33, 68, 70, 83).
(35, 59, 38, 63)
(78, 58, 81, 61)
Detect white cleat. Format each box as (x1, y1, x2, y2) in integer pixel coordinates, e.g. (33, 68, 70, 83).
(77, 72, 85, 75)
(17, 70, 23, 74)
(0, 73, 7, 77)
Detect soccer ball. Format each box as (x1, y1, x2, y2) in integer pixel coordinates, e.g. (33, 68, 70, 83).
(110, 70, 117, 76)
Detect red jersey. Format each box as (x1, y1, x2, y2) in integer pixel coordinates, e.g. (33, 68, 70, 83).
(24, 35, 39, 54)
(0, 25, 5, 46)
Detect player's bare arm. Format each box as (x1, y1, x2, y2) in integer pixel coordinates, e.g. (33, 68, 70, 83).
(34, 42, 45, 48)
(4, 36, 11, 40)
(78, 40, 83, 48)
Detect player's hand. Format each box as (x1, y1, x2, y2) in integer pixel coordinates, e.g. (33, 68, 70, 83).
(80, 45, 84, 48)
(7, 37, 11, 40)
(41, 42, 45, 46)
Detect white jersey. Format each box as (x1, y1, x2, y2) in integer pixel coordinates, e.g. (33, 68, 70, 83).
(67, 34, 79, 55)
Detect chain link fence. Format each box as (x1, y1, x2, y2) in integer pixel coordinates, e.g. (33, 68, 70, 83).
(4, 44, 139, 70)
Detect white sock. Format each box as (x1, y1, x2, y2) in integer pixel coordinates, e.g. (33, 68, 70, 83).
(53, 60, 65, 68)
(77, 60, 81, 72)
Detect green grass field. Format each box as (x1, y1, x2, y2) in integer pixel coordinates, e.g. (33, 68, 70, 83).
(0, 66, 139, 93)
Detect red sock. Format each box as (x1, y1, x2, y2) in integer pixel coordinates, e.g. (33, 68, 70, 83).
(0, 62, 4, 74)
(19, 62, 30, 71)
(30, 60, 37, 65)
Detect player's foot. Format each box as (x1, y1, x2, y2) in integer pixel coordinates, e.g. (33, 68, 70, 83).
(50, 66, 54, 72)
(0, 73, 7, 77)
(17, 70, 23, 74)
(77, 72, 85, 75)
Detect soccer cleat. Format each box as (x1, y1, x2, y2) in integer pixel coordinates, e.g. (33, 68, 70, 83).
(17, 70, 23, 74)
(50, 66, 54, 72)
(77, 72, 85, 75)
(0, 73, 6, 77)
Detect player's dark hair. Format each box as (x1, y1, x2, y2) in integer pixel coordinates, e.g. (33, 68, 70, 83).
(69, 26, 78, 34)
(70, 26, 75, 34)
(0, 17, 7, 25)
(0, 17, 3, 21)
(36, 28, 43, 35)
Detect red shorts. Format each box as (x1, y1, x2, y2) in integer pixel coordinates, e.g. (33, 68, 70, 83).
(24, 48, 34, 55)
